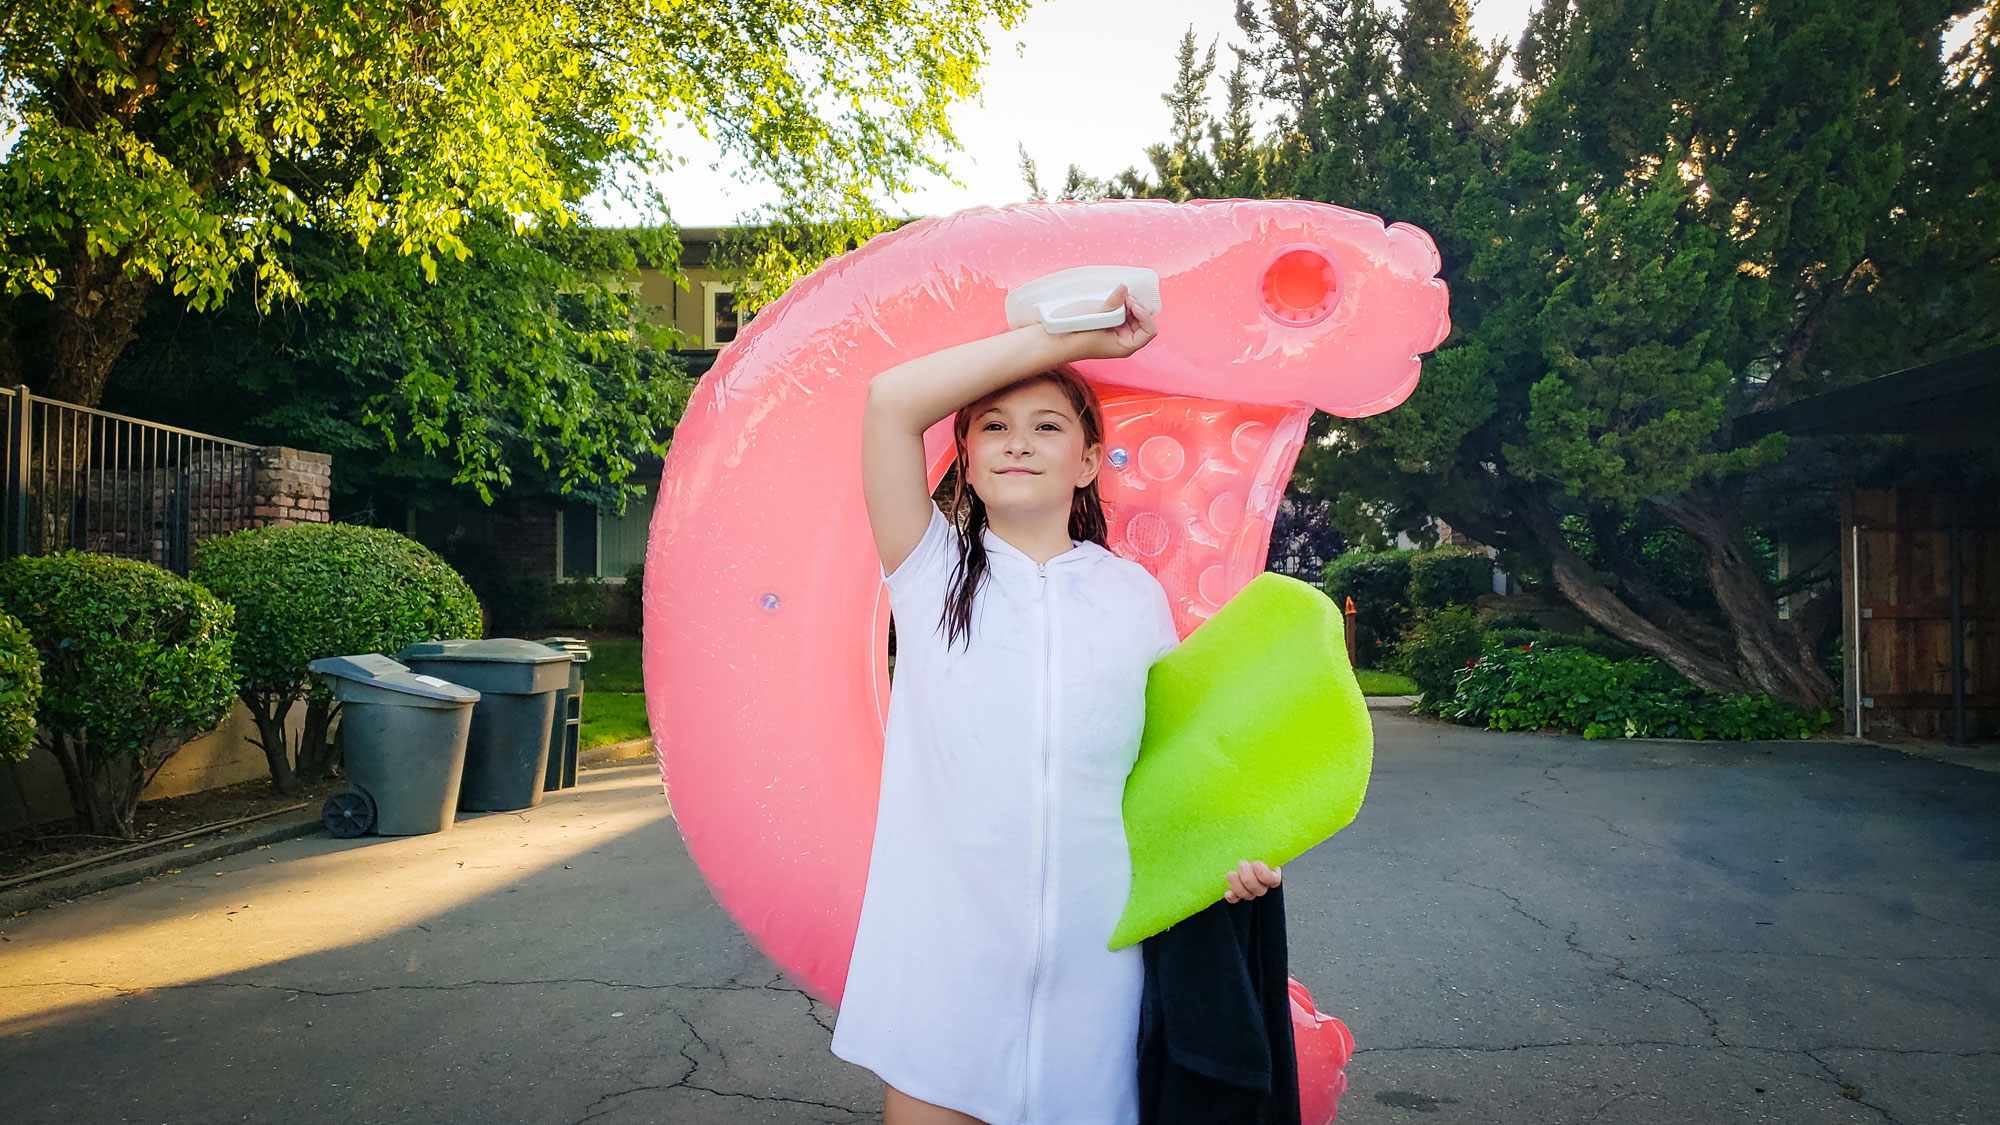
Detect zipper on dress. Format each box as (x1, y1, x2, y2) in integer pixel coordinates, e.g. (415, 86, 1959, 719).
(1022, 561, 1053, 1117)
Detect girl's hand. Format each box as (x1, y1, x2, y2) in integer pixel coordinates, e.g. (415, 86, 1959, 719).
(1064, 284, 1159, 361)
(1223, 859, 1282, 904)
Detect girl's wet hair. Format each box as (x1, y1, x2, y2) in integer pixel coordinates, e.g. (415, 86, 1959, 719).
(939, 367, 1109, 649)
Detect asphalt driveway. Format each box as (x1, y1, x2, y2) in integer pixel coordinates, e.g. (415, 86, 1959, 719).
(1, 711, 1993, 1124)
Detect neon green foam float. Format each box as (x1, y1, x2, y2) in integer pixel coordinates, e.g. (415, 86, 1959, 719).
(1110, 572, 1374, 950)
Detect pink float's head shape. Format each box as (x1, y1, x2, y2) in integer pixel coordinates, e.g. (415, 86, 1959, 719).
(645, 201, 1449, 1013)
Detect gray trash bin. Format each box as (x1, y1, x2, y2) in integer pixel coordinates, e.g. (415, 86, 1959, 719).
(397, 638, 572, 812)
(308, 653, 480, 836)
(538, 637, 592, 792)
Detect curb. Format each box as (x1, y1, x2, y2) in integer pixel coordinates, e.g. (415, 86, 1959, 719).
(580, 737, 654, 768)
(1, 809, 326, 918)
(5, 744, 661, 917)
(1365, 695, 1420, 711)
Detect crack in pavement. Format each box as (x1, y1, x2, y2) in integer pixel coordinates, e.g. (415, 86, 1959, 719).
(1513, 791, 1673, 855)
(1656, 949, 1998, 962)
(1800, 1048, 1905, 1125)
(1782, 881, 2000, 940)
(1441, 869, 1730, 1049)
(11, 969, 868, 1123)
(567, 1008, 868, 1125)
(5, 975, 816, 1000)
(1356, 1040, 2000, 1058)
(1429, 869, 2000, 1122)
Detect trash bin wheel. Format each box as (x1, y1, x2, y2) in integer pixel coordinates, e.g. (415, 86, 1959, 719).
(323, 788, 377, 838)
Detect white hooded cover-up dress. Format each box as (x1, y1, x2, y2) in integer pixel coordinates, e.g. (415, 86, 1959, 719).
(831, 503, 1180, 1124)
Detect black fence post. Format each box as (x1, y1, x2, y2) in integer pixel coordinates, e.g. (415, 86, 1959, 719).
(9, 386, 28, 561)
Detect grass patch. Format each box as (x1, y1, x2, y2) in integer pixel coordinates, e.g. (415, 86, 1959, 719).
(582, 637, 642, 693)
(1355, 669, 1419, 696)
(580, 690, 649, 748)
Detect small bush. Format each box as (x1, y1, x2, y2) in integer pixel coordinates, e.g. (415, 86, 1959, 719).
(1486, 626, 1641, 663)
(546, 578, 621, 631)
(1394, 604, 1486, 703)
(0, 554, 236, 836)
(193, 523, 483, 793)
(1408, 549, 1493, 610)
(0, 611, 42, 763)
(477, 575, 552, 637)
(1436, 643, 1827, 741)
(1322, 549, 1415, 666)
(621, 562, 645, 635)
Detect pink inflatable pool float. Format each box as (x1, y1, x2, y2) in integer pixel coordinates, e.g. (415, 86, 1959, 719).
(646, 200, 1447, 1120)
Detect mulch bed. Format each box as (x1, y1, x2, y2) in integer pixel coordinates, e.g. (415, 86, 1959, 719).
(0, 775, 344, 886)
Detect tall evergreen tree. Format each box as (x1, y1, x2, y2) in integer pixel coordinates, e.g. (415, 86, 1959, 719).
(1088, 0, 1998, 710)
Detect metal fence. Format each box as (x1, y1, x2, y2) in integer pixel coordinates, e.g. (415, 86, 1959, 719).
(1, 386, 262, 575)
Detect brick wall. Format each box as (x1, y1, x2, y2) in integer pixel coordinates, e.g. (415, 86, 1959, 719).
(252, 446, 332, 526)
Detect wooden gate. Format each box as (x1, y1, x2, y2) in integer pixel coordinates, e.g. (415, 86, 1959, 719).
(1843, 489, 1999, 742)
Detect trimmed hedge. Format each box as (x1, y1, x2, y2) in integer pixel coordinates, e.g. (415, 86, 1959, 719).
(0, 610, 41, 763)
(1407, 548, 1493, 609)
(193, 523, 483, 792)
(0, 553, 237, 836)
(622, 562, 645, 635)
(545, 577, 620, 631)
(1321, 549, 1415, 666)
(1435, 643, 1827, 741)
(1485, 626, 1641, 663)
(1393, 605, 1485, 701)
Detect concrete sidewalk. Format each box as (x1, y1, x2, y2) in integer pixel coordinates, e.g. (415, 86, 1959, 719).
(2, 714, 1996, 1124)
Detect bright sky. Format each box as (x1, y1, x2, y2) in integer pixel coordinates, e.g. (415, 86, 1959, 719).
(586, 0, 1542, 228)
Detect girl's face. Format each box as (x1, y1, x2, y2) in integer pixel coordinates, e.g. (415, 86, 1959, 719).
(964, 378, 1102, 518)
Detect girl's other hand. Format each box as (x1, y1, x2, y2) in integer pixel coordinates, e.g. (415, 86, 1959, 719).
(1067, 284, 1158, 361)
(1223, 859, 1282, 904)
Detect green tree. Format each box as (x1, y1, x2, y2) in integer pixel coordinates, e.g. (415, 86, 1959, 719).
(1086, 0, 1998, 711)
(0, 0, 1028, 407)
(193, 523, 483, 794)
(104, 219, 687, 510)
(0, 612, 43, 765)
(0, 554, 236, 837)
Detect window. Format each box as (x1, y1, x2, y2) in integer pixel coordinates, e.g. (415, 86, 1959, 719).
(557, 488, 657, 580)
(703, 282, 739, 350)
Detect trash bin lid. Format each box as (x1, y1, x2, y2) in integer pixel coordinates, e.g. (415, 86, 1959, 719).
(538, 636, 593, 663)
(308, 654, 481, 703)
(396, 638, 573, 666)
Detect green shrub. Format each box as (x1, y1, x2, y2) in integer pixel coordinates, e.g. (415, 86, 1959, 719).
(1486, 626, 1642, 663)
(0, 611, 41, 763)
(193, 523, 483, 793)
(545, 577, 620, 631)
(0, 553, 236, 836)
(1408, 548, 1493, 610)
(478, 575, 552, 637)
(1394, 604, 1486, 703)
(621, 562, 645, 635)
(1436, 643, 1828, 741)
(1321, 549, 1415, 666)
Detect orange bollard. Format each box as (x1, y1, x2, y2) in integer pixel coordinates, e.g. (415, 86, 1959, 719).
(1343, 596, 1358, 668)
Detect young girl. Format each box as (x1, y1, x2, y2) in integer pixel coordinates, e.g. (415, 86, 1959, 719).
(830, 286, 1284, 1125)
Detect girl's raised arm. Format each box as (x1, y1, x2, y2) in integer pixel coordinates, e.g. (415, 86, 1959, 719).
(861, 287, 1155, 574)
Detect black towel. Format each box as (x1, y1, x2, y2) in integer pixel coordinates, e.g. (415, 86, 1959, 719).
(1136, 883, 1301, 1125)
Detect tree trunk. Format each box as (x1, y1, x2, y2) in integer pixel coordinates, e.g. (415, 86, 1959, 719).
(244, 692, 304, 795)
(1513, 494, 1761, 696)
(1583, 508, 1735, 655)
(294, 699, 342, 783)
(46, 732, 147, 838)
(1654, 488, 1838, 712)
(45, 251, 155, 408)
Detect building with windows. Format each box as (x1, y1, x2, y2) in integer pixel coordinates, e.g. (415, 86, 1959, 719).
(404, 227, 746, 606)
